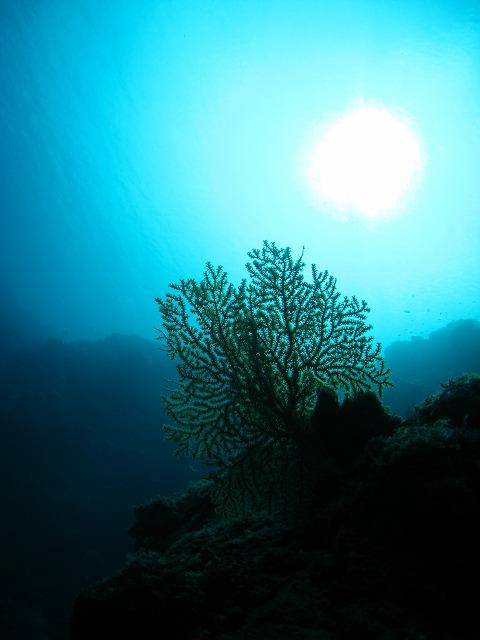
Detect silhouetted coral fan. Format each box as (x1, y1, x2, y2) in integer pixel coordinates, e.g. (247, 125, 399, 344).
(155, 242, 391, 517)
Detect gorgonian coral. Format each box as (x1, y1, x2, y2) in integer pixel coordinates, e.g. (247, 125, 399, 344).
(156, 241, 391, 514)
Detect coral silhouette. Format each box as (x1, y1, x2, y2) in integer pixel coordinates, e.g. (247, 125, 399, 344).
(156, 241, 391, 513)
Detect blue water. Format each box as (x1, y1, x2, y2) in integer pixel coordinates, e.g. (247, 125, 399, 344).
(1, 0, 480, 347)
(2, 4, 480, 637)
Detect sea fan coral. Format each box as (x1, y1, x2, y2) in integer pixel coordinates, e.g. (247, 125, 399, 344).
(156, 241, 390, 513)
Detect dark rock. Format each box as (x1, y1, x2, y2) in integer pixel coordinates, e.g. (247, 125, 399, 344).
(70, 375, 480, 639)
(414, 374, 480, 427)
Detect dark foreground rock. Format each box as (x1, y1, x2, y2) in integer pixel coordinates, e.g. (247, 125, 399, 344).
(71, 376, 480, 640)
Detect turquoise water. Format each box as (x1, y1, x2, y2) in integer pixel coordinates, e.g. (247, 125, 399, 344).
(1, 0, 479, 347)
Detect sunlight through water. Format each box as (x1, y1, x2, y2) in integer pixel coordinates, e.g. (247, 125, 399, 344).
(306, 105, 424, 219)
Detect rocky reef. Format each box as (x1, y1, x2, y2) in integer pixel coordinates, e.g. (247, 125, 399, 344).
(70, 375, 480, 639)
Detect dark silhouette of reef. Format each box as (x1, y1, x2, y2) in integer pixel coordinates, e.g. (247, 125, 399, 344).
(1, 319, 478, 639)
(71, 375, 480, 640)
(383, 319, 480, 417)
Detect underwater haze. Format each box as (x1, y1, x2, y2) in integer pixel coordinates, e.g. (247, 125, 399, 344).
(2, 2, 480, 638)
(1, 0, 480, 347)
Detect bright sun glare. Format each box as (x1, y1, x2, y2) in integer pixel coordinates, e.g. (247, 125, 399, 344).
(307, 105, 423, 218)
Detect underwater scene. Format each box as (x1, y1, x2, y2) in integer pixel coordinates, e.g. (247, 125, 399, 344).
(1, 1, 480, 638)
